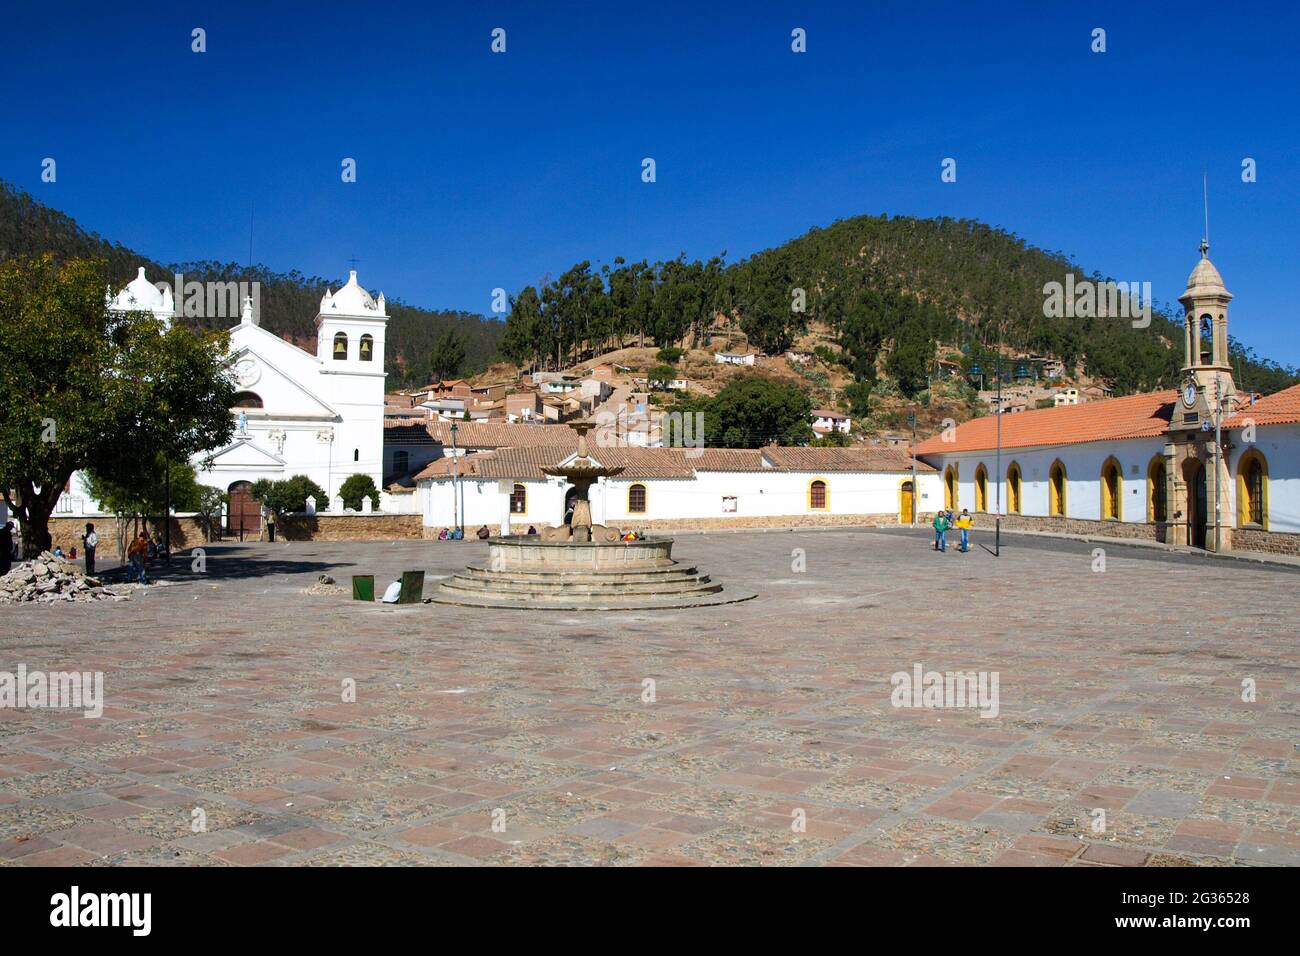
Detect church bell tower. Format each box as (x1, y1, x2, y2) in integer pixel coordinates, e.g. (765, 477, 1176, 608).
(1162, 239, 1238, 551)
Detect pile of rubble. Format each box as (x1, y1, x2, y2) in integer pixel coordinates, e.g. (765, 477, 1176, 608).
(0, 552, 134, 604)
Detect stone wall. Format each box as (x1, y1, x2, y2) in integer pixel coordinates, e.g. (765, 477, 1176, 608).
(990, 513, 1162, 541)
(1230, 527, 1300, 557)
(603, 513, 907, 532)
(279, 514, 423, 542)
(47, 516, 212, 560)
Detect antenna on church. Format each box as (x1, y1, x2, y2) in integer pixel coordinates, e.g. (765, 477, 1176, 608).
(1201, 169, 1209, 257)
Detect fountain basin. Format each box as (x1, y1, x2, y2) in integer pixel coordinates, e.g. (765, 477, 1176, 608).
(430, 535, 755, 610)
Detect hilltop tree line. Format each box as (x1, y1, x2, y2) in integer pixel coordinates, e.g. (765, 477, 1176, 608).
(500, 215, 1298, 397)
(0, 180, 503, 389)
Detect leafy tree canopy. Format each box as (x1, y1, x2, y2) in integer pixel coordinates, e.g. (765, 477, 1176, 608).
(0, 255, 235, 556)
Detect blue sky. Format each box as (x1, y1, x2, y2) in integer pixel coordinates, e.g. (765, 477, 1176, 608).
(3, 1, 1298, 364)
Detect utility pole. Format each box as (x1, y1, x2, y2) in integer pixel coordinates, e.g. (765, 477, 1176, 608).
(1214, 373, 1223, 553)
(994, 356, 1002, 557)
(908, 411, 917, 527)
(450, 421, 462, 536)
(163, 455, 171, 562)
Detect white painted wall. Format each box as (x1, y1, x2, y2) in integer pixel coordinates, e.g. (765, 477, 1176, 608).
(922, 438, 1165, 522)
(1231, 422, 1300, 533)
(420, 470, 942, 529)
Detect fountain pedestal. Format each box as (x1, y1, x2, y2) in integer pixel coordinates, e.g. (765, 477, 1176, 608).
(430, 420, 755, 610)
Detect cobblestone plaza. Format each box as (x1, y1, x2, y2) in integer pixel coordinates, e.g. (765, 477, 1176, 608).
(1, 529, 1296, 866)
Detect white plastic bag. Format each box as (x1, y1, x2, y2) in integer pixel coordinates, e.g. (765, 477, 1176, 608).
(381, 581, 402, 604)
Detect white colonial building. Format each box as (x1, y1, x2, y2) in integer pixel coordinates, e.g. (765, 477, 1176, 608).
(915, 245, 1300, 556)
(66, 269, 392, 533)
(413, 443, 940, 534)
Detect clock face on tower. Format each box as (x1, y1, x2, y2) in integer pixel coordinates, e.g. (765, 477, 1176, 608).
(1183, 382, 1198, 407)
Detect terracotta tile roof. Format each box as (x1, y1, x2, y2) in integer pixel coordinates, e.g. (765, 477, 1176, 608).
(811, 409, 849, 419)
(1224, 383, 1300, 428)
(685, 449, 768, 472)
(383, 419, 581, 450)
(413, 451, 498, 481)
(914, 390, 1178, 456)
(762, 446, 934, 473)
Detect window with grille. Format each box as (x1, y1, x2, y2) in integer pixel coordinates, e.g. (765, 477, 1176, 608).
(510, 483, 527, 514)
(628, 483, 647, 513)
(809, 480, 827, 510)
(1245, 460, 1264, 525)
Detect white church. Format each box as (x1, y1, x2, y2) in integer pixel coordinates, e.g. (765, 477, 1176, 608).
(65, 268, 391, 534)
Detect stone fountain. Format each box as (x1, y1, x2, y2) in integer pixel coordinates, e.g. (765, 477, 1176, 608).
(431, 421, 754, 610)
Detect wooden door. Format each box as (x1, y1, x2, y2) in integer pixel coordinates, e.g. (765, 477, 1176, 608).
(227, 481, 261, 536)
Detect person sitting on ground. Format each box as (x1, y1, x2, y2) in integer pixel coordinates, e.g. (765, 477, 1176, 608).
(52, 546, 65, 558)
(956, 508, 974, 553)
(438, 528, 449, 541)
(527, 525, 538, 535)
(476, 525, 490, 540)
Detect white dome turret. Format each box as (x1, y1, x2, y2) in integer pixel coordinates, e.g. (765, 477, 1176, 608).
(107, 267, 174, 327)
(319, 270, 386, 318)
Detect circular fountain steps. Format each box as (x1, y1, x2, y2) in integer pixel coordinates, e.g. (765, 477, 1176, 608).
(429, 536, 757, 610)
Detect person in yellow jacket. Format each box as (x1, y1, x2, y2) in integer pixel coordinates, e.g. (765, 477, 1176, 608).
(955, 508, 974, 553)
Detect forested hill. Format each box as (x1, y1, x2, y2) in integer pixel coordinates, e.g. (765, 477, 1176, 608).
(497, 215, 1298, 397)
(0, 180, 503, 388)
(726, 215, 1295, 394)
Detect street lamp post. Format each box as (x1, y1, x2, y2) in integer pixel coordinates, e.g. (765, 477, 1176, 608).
(1213, 374, 1223, 553)
(994, 356, 1002, 557)
(908, 411, 917, 528)
(450, 421, 463, 537)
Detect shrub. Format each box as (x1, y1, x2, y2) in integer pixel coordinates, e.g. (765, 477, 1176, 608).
(339, 473, 380, 512)
(656, 346, 684, 364)
(251, 475, 328, 515)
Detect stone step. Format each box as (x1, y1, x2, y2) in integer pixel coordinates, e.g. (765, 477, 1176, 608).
(429, 587, 757, 611)
(438, 574, 721, 597)
(459, 564, 704, 585)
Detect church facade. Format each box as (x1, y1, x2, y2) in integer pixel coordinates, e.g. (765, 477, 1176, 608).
(65, 269, 390, 533)
(916, 246, 1300, 556)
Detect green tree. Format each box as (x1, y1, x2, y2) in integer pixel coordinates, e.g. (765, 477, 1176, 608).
(887, 321, 934, 397)
(646, 364, 679, 390)
(672, 375, 812, 448)
(0, 255, 235, 557)
(339, 473, 380, 512)
(842, 380, 872, 418)
(429, 329, 466, 381)
(250, 475, 327, 516)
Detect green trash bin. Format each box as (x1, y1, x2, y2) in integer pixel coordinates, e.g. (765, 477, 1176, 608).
(352, 575, 375, 601)
(397, 570, 425, 604)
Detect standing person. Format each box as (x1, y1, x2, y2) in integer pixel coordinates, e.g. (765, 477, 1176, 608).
(0, 522, 13, 576)
(82, 523, 98, 575)
(956, 508, 973, 553)
(127, 531, 150, 584)
(932, 510, 949, 552)
(266, 509, 276, 543)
